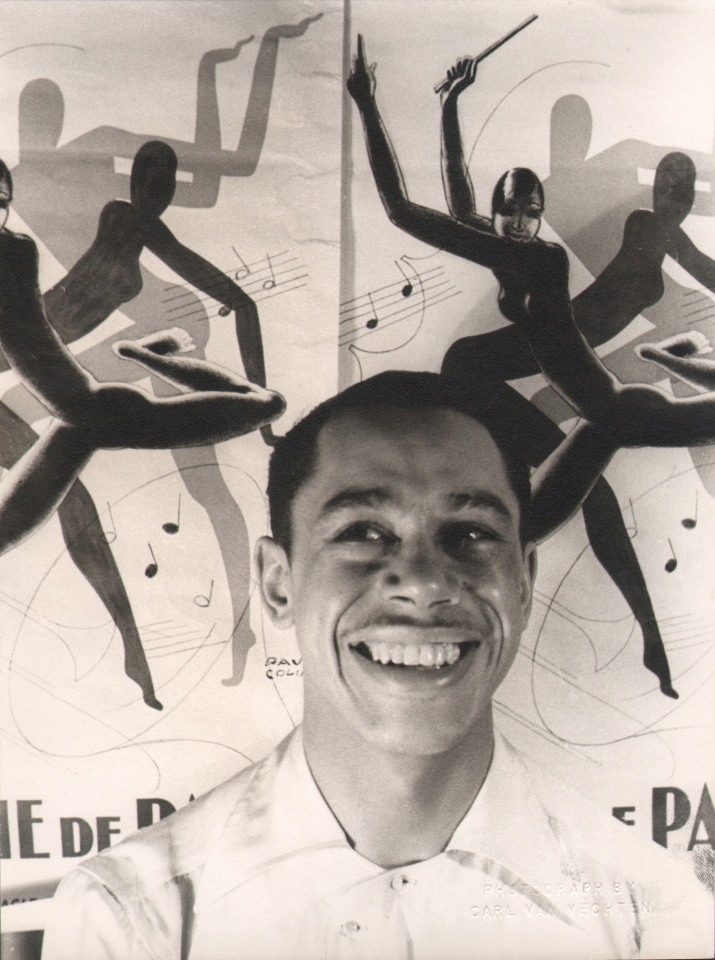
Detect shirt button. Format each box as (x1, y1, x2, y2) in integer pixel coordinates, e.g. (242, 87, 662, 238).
(390, 874, 412, 891)
(340, 921, 361, 936)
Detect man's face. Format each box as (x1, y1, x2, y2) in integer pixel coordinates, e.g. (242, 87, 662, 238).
(259, 406, 535, 757)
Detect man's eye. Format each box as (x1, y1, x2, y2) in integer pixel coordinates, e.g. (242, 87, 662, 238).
(334, 523, 392, 544)
(441, 524, 498, 552)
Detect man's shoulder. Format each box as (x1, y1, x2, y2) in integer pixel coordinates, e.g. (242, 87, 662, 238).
(507, 737, 656, 866)
(502, 736, 711, 908)
(74, 737, 290, 902)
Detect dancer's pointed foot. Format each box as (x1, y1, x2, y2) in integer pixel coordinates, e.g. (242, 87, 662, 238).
(143, 691, 164, 710)
(644, 642, 678, 700)
(114, 327, 196, 359)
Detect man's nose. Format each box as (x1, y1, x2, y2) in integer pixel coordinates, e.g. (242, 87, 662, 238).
(382, 542, 460, 608)
(514, 210, 526, 229)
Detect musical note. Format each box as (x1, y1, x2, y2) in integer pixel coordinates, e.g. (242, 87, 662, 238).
(145, 543, 159, 578)
(339, 261, 460, 353)
(218, 275, 233, 316)
(682, 491, 698, 530)
(100, 502, 117, 544)
(365, 291, 380, 330)
(162, 495, 181, 535)
(262, 254, 276, 290)
(664, 539, 678, 573)
(194, 580, 214, 608)
(625, 498, 637, 539)
(162, 249, 307, 322)
(232, 246, 251, 281)
(395, 258, 414, 298)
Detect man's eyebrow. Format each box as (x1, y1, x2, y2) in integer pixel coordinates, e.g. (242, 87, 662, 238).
(319, 487, 393, 516)
(447, 491, 513, 520)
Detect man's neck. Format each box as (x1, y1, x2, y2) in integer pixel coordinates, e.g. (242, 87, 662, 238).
(302, 712, 495, 869)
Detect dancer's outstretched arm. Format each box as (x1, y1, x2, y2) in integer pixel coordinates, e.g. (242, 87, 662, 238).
(439, 58, 487, 224)
(195, 39, 254, 155)
(221, 15, 323, 178)
(178, 37, 256, 207)
(637, 332, 715, 391)
(158, 16, 322, 206)
(348, 35, 556, 277)
(528, 421, 617, 544)
(143, 218, 267, 389)
(672, 227, 715, 293)
(521, 270, 715, 444)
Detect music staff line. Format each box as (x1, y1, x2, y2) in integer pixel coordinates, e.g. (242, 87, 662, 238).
(340, 272, 461, 346)
(162, 251, 307, 322)
(143, 626, 211, 647)
(147, 637, 224, 660)
(682, 288, 715, 325)
(162, 249, 298, 301)
(339, 264, 448, 323)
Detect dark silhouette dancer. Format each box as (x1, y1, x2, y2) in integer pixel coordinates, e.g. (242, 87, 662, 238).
(0, 162, 165, 709)
(456, 146, 715, 384)
(40, 137, 276, 689)
(534, 94, 715, 496)
(0, 163, 285, 709)
(3, 16, 320, 694)
(42, 140, 270, 424)
(543, 94, 714, 295)
(348, 38, 715, 698)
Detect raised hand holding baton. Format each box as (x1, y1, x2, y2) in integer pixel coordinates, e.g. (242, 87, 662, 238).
(434, 14, 538, 94)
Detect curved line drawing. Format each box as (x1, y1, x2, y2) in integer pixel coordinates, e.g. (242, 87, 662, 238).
(0, 42, 84, 59)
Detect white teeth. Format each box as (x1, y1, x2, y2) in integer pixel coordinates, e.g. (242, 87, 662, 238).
(403, 645, 420, 666)
(419, 645, 436, 667)
(444, 643, 461, 666)
(365, 641, 464, 668)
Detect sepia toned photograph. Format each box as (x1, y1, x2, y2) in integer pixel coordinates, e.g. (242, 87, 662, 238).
(1, 1, 713, 957)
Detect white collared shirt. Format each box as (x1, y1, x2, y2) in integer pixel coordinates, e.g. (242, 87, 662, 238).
(41, 729, 713, 960)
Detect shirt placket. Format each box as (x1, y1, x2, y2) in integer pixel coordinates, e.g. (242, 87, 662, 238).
(322, 869, 419, 960)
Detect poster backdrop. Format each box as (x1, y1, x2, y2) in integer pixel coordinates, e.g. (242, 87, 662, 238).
(343, 0, 715, 881)
(1, 0, 714, 952)
(0, 0, 340, 892)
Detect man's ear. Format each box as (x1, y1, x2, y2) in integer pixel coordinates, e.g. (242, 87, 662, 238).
(520, 543, 538, 625)
(255, 536, 294, 628)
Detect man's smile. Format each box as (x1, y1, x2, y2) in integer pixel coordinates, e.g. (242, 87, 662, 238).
(336, 620, 495, 698)
(344, 624, 484, 670)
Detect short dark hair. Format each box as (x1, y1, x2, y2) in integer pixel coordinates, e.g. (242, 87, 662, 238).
(267, 371, 532, 552)
(491, 167, 544, 217)
(0, 159, 13, 197)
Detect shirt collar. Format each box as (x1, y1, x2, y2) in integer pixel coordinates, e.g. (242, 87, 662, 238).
(196, 728, 568, 912)
(195, 727, 350, 910)
(447, 731, 571, 900)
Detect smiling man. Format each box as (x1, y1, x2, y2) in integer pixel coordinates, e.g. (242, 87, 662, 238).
(42, 372, 711, 960)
